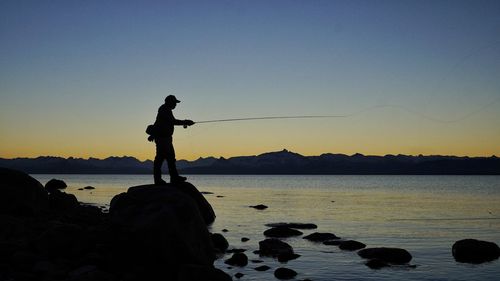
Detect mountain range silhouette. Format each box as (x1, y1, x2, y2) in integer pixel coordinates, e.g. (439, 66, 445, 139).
(1, 149, 498, 175)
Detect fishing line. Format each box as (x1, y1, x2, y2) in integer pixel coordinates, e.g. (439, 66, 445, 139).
(194, 99, 500, 125)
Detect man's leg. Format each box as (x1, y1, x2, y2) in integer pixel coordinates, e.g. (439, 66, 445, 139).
(165, 141, 186, 183)
(153, 139, 168, 185)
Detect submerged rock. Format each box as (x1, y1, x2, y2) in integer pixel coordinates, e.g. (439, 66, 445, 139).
(259, 239, 294, 257)
(278, 253, 301, 263)
(45, 179, 67, 193)
(265, 222, 317, 229)
(264, 227, 303, 238)
(274, 267, 297, 280)
(224, 252, 248, 267)
(254, 265, 271, 271)
(323, 240, 343, 246)
(212, 233, 229, 253)
(303, 232, 340, 242)
(358, 247, 412, 264)
(452, 239, 500, 263)
(365, 258, 390, 269)
(250, 204, 268, 210)
(83, 186, 95, 190)
(339, 240, 366, 251)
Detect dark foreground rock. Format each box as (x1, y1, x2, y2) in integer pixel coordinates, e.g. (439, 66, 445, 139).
(358, 247, 412, 264)
(109, 184, 218, 278)
(0, 168, 48, 215)
(264, 226, 303, 238)
(274, 267, 297, 280)
(0, 169, 229, 281)
(177, 264, 232, 281)
(452, 239, 500, 263)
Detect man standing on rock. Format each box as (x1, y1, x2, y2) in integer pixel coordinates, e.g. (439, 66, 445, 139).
(151, 95, 194, 185)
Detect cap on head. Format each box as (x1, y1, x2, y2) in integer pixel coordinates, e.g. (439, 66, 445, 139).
(165, 95, 181, 104)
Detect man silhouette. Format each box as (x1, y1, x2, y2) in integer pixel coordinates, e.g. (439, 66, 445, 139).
(152, 95, 194, 185)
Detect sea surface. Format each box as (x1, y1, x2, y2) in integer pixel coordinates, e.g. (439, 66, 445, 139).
(32, 175, 500, 281)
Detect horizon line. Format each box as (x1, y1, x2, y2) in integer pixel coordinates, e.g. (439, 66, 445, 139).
(1, 149, 498, 162)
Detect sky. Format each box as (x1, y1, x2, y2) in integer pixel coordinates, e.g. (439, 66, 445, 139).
(1, 0, 500, 161)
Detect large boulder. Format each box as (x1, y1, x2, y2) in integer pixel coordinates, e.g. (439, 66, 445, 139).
(358, 247, 412, 264)
(0, 168, 48, 216)
(48, 190, 79, 211)
(109, 183, 217, 279)
(452, 239, 500, 263)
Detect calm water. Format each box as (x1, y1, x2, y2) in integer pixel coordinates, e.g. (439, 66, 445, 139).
(33, 175, 500, 281)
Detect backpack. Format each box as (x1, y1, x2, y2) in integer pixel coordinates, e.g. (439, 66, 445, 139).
(146, 124, 157, 139)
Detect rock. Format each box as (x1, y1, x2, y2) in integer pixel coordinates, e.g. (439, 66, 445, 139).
(32, 260, 56, 274)
(0, 168, 49, 216)
(452, 239, 500, 263)
(235, 272, 244, 278)
(83, 186, 95, 190)
(201, 191, 214, 194)
(358, 247, 412, 264)
(48, 190, 79, 211)
(259, 239, 294, 257)
(323, 240, 342, 246)
(241, 237, 250, 242)
(339, 240, 366, 251)
(12, 250, 38, 265)
(45, 179, 67, 193)
(224, 252, 248, 267)
(250, 204, 268, 210)
(365, 259, 390, 269)
(274, 267, 297, 280)
(278, 253, 301, 263)
(303, 232, 340, 242)
(34, 223, 84, 258)
(264, 226, 303, 238)
(78, 188, 84, 190)
(177, 264, 232, 281)
(109, 183, 216, 279)
(222, 229, 228, 232)
(265, 222, 317, 229)
(254, 265, 271, 271)
(217, 195, 225, 198)
(226, 248, 246, 254)
(251, 259, 264, 263)
(212, 233, 229, 253)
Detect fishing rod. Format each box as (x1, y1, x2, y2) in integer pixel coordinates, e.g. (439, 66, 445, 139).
(193, 100, 500, 125)
(195, 115, 348, 124)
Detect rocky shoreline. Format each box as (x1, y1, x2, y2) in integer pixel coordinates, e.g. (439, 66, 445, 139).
(1, 167, 499, 281)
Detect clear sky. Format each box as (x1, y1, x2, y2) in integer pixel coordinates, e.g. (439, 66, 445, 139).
(1, 0, 499, 161)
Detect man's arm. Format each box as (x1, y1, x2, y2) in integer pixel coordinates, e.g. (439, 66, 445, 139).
(174, 119, 195, 126)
